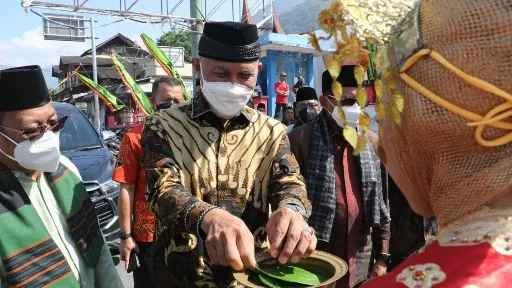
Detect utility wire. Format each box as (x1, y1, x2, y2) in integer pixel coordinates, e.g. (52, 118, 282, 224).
(206, 0, 225, 18)
(97, 19, 124, 28)
(195, 4, 207, 21)
(240, 0, 263, 22)
(207, 0, 228, 19)
(169, 0, 185, 14)
(0, 41, 79, 53)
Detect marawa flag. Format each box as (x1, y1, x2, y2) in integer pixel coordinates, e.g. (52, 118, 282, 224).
(140, 33, 191, 101)
(111, 54, 154, 116)
(75, 72, 125, 112)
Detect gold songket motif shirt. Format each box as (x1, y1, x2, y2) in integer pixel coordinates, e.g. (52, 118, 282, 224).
(141, 93, 311, 287)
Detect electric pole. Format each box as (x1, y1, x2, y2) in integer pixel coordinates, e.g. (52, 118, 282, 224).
(90, 18, 101, 133)
(190, 0, 203, 96)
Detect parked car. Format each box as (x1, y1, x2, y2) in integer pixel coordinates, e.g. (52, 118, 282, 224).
(53, 103, 120, 263)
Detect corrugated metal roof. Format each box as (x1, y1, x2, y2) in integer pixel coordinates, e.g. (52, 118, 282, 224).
(81, 33, 136, 56)
(60, 56, 114, 67)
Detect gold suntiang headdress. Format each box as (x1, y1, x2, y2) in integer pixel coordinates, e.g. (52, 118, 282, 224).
(309, 0, 422, 156)
(311, 0, 512, 227)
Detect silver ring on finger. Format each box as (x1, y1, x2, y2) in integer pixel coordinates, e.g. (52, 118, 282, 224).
(302, 225, 315, 236)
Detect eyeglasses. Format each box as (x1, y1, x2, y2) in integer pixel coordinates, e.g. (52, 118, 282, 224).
(0, 116, 68, 139)
(327, 95, 357, 107)
(296, 100, 320, 111)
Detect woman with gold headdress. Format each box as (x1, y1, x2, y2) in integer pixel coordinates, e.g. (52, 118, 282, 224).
(311, 0, 512, 287)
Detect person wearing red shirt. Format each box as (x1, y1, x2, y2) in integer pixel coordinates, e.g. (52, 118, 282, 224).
(113, 76, 184, 288)
(274, 72, 290, 120)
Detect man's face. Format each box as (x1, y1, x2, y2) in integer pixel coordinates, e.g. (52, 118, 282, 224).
(0, 103, 58, 172)
(193, 57, 258, 89)
(153, 83, 184, 107)
(257, 108, 266, 113)
(319, 86, 358, 114)
(280, 75, 286, 82)
(285, 109, 295, 121)
(296, 100, 321, 117)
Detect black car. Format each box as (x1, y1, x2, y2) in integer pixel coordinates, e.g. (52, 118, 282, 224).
(53, 103, 120, 262)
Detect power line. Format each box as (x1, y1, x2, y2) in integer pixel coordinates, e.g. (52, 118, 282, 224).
(0, 41, 78, 53)
(97, 18, 124, 28)
(240, 0, 263, 23)
(205, 0, 223, 19)
(25, 1, 198, 24)
(207, 0, 228, 19)
(169, 0, 185, 14)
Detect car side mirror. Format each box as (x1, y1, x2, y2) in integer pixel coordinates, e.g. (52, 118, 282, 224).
(101, 130, 116, 141)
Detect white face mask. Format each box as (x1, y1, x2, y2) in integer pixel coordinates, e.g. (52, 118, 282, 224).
(0, 131, 61, 172)
(328, 98, 362, 128)
(200, 72, 254, 119)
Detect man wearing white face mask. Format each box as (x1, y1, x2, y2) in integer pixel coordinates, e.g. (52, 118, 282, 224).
(140, 21, 315, 287)
(0, 66, 122, 287)
(288, 66, 390, 288)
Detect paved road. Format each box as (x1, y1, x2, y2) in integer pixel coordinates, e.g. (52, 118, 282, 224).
(116, 262, 134, 288)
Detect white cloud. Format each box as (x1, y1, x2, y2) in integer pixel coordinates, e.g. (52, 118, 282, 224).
(0, 27, 89, 70)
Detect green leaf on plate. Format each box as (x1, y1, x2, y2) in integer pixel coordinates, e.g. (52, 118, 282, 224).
(259, 274, 285, 288)
(249, 270, 265, 286)
(255, 264, 327, 286)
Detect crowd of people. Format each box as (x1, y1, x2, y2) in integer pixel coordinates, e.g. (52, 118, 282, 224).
(0, 0, 511, 286)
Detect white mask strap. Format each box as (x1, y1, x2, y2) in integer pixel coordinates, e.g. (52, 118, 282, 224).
(0, 132, 18, 161)
(0, 147, 16, 161)
(0, 131, 19, 146)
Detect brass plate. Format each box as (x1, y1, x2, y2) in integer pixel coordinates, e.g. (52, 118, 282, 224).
(233, 251, 348, 288)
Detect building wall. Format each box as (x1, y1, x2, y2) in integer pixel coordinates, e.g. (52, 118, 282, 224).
(261, 50, 314, 117)
(145, 60, 195, 96)
(144, 59, 194, 80)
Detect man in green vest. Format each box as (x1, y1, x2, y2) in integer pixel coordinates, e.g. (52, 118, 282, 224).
(0, 65, 122, 287)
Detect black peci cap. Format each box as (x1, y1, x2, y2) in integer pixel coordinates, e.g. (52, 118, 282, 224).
(198, 21, 261, 63)
(322, 65, 358, 95)
(0, 65, 51, 112)
(296, 87, 318, 102)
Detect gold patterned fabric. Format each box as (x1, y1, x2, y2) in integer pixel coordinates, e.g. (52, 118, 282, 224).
(141, 93, 311, 287)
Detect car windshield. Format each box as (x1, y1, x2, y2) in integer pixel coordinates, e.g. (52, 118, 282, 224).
(59, 111, 102, 151)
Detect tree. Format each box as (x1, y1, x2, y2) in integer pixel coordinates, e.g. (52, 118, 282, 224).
(156, 30, 192, 63)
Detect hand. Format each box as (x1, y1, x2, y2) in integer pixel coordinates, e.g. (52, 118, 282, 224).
(201, 209, 257, 271)
(266, 207, 317, 264)
(120, 237, 140, 270)
(370, 259, 388, 278)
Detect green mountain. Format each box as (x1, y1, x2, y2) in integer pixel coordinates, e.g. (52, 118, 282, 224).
(278, 0, 330, 34)
(252, 0, 330, 34)
(252, 0, 307, 21)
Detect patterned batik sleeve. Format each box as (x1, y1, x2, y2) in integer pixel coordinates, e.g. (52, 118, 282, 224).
(141, 126, 216, 237)
(112, 132, 139, 185)
(268, 131, 312, 217)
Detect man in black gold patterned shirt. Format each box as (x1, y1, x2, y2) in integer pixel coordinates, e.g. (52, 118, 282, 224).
(141, 21, 316, 287)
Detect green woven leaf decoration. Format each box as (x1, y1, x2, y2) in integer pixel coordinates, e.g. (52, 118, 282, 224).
(254, 265, 327, 286)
